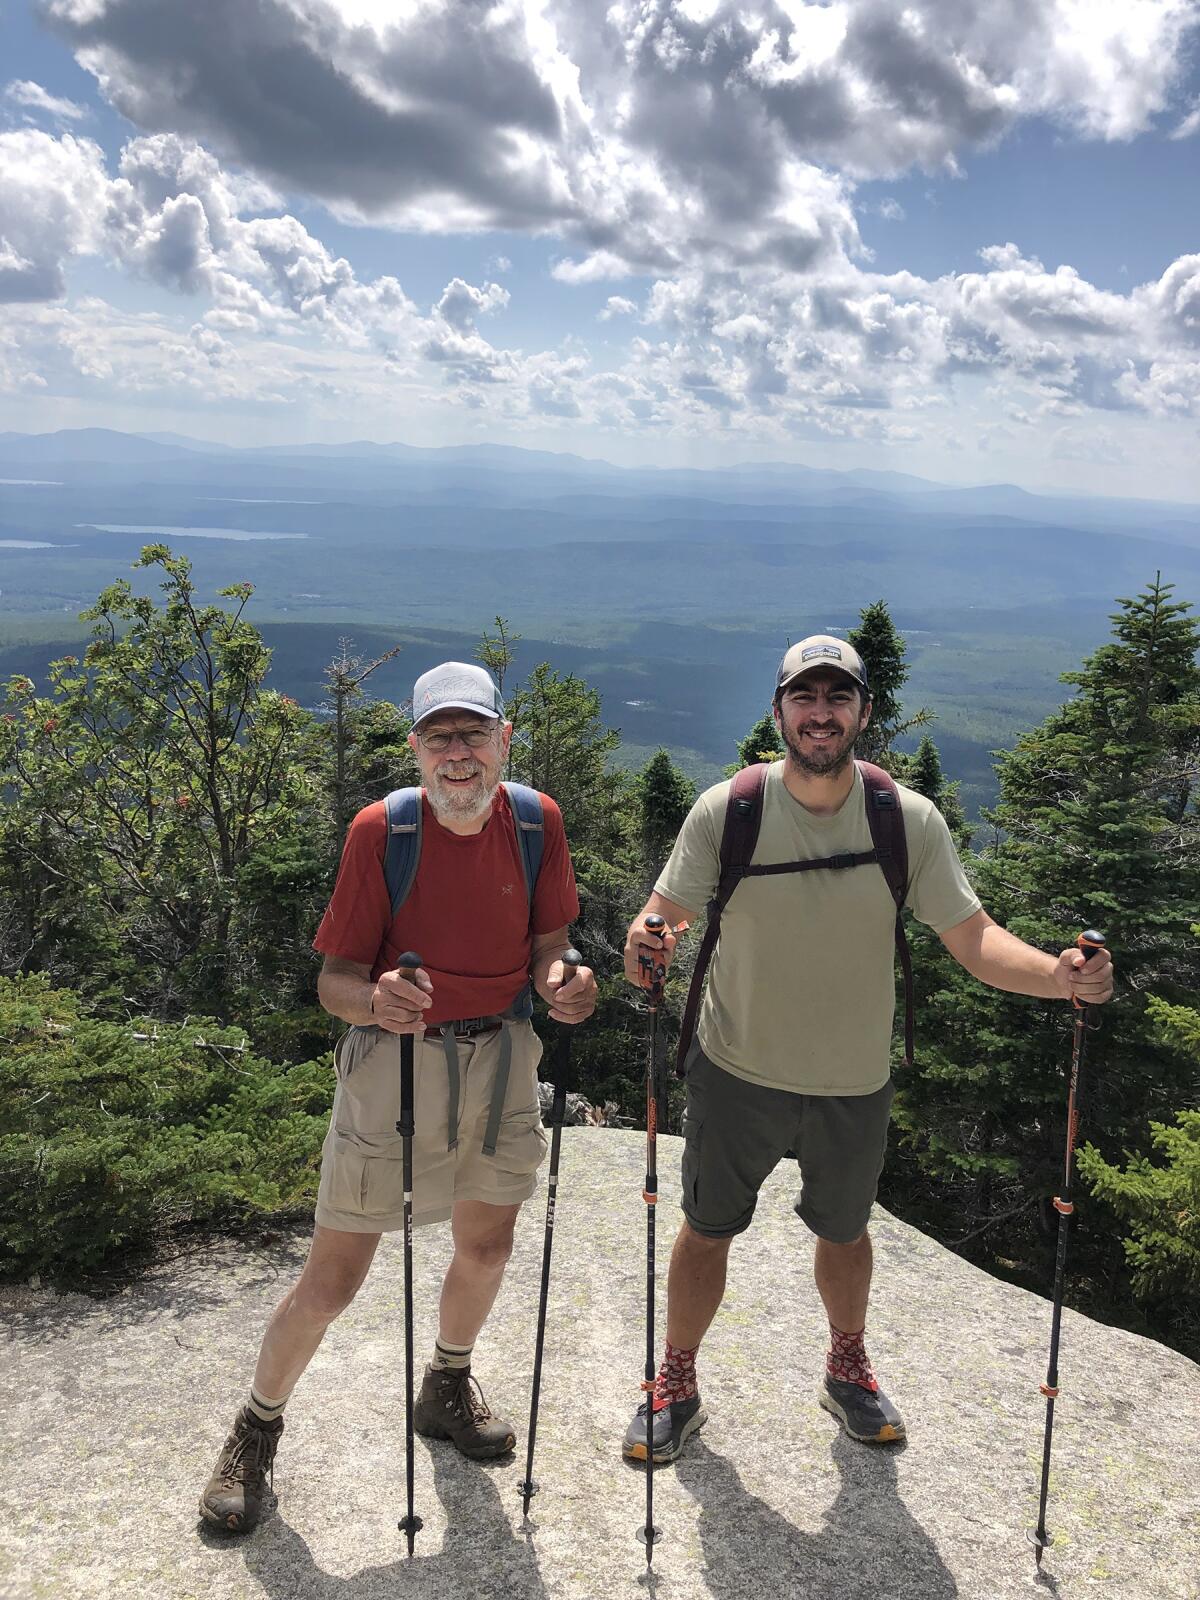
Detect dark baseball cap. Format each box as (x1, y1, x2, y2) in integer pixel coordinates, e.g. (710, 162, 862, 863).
(411, 661, 504, 726)
(775, 635, 870, 696)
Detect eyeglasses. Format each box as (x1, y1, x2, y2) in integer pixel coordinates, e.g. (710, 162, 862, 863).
(416, 726, 497, 752)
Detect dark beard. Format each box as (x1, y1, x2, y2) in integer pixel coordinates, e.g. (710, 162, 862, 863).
(780, 721, 859, 779)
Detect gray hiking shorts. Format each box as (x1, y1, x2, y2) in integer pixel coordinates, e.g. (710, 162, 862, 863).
(679, 1042, 895, 1244)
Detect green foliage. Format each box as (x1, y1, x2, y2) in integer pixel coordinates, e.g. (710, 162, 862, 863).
(727, 709, 783, 773)
(0, 546, 332, 1017)
(0, 973, 332, 1281)
(637, 748, 695, 873)
(1079, 1112, 1200, 1299)
(849, 599, 933, 765)
(905, 733, 971, 846)
(889, 576, 1200, 1351)
(1076, 986, 1200, 1345)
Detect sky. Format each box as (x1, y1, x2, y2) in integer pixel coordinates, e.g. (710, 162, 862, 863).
(1, 0, 1199, 498)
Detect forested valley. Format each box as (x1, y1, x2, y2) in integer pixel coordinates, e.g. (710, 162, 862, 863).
(1, 545, 1197, 1366)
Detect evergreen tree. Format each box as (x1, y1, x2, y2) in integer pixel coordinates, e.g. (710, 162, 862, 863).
(728, 708, 784, 772)
(849, 599, 932, 765)
(907, 733, 970, 845)
(890, 576, 1200, 1343)
(637, 748, 695, 871)
(1078, 990, 1200, 1352)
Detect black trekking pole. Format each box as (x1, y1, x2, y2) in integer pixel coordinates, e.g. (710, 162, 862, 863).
(519, 947, 583, 1521)
(636, 913, 668, 1563)
(1029, 929, 1106, 1569)
(395, 952, 424, 1558)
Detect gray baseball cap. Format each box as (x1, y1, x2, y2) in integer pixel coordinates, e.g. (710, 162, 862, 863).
(411, 661, 504, 726)
(775, 635, 870, 696)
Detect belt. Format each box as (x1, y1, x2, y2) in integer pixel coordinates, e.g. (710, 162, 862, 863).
(434, 1012, 519, 1159)
(446, 1015, 503, 1038)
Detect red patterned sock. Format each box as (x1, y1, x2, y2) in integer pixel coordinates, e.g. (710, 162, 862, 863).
(653, 1340, 698, 1410)
(826, 1325, 878, 1392)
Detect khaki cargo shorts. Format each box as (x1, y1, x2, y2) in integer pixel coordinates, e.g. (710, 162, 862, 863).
(315, 1019, 547, 1232)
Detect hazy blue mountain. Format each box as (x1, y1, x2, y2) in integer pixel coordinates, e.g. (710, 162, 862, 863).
(2, 428, 1197, 816)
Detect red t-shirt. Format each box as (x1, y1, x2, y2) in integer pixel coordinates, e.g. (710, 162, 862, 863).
(313, 787, 580, 1024)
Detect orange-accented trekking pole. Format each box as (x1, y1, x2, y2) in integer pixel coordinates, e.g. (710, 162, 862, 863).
(519, 948, 583, 1521)
(395, 952, 424, 1557)
(636, 913, 668, 1563)
(1029, 930, 1107, 1568)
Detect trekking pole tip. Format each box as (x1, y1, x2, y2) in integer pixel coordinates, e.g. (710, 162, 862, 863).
(399, 1513, 423, 1555)
(1027, 1526, 1050, 1566)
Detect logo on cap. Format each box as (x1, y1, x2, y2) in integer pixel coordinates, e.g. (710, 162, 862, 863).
(801, 645, 842, 663)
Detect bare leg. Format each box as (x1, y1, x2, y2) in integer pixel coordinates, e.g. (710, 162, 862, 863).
(252, 1224, 381, 1400)
(438, 1199, 522, 1347)
(813, 1230, 872, 1334)
(664, 1223, 733, 1350)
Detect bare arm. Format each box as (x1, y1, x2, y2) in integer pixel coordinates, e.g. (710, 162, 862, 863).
(623, 889, 695, 986)
(938, 909, 1114, 1005)
(318, 953, 432, 1034)
(530, 925, 597, 1024)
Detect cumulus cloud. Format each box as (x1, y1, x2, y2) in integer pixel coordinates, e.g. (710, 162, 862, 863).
(5, 2, 1200, 456)
(43, 0, 1200, 281)
(434, 277, 510, 332)
(0, 131, 110, 299)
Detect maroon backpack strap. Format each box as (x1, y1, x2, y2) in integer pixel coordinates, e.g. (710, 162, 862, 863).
(857, 761, 914, 1066)
(675, 763, 768, 1077)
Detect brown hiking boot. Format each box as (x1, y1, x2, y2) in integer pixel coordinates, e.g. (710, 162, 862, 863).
(413, 1365, 516, 1459)
(198, 1407, 284, 1534)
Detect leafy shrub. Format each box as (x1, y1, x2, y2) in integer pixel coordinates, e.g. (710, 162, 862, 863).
(0, 974, 332, 1281)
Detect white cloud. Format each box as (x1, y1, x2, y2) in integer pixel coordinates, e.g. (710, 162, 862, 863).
(42, 0, 1200, 283)
(1171, 100, 1200, 138)
(0, 131, 110, 300)
(599, 295, 637, 320)
(5, 79, 88, 121)
(434, 278, 510, 332)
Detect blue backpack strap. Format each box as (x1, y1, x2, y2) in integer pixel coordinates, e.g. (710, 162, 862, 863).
(382, 787, 422, 918)
(502, 782, 545, 910)
(503, 782, 545, 1024)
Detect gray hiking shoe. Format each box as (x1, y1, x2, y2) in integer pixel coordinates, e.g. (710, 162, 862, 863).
(413, 1365, 516, 1459)
(623, 1393, 707, 1464)
(819, 1376, 906, 1443)
(199, 1407, 284, 1534)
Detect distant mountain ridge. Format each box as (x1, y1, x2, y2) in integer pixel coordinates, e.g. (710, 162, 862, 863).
(2, 428, 1197, 539)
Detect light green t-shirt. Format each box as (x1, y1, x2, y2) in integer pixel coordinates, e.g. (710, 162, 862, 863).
(657, 762, 981, 1096)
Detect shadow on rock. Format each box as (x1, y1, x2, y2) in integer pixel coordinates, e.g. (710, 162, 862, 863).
(238, 1437, 549, 1600)
(674, 1431, 958, 1600)
(0, 1228, 311, 1345)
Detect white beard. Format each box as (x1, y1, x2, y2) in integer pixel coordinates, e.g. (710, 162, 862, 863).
(425, 764, 501, 825)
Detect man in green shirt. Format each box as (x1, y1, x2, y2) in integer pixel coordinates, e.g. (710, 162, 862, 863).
(622, 634, 1114, 1464)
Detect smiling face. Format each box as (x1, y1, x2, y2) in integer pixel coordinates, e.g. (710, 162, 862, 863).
(408, 711, 512, 829)
(773, 667, 871, 779)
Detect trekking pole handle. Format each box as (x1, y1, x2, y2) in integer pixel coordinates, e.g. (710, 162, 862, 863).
(1072, 930, 1106, 1011)
(560, 948, 582, 986)
(641, 915, 667, 1000)
(397, 951, 423, 983)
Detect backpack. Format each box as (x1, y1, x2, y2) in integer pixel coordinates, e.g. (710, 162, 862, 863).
(382, 781, 546, 917)
(675, 760, 913, 1076)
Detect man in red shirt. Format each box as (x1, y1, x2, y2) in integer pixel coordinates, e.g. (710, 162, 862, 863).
(200, 662, 596, 1534)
